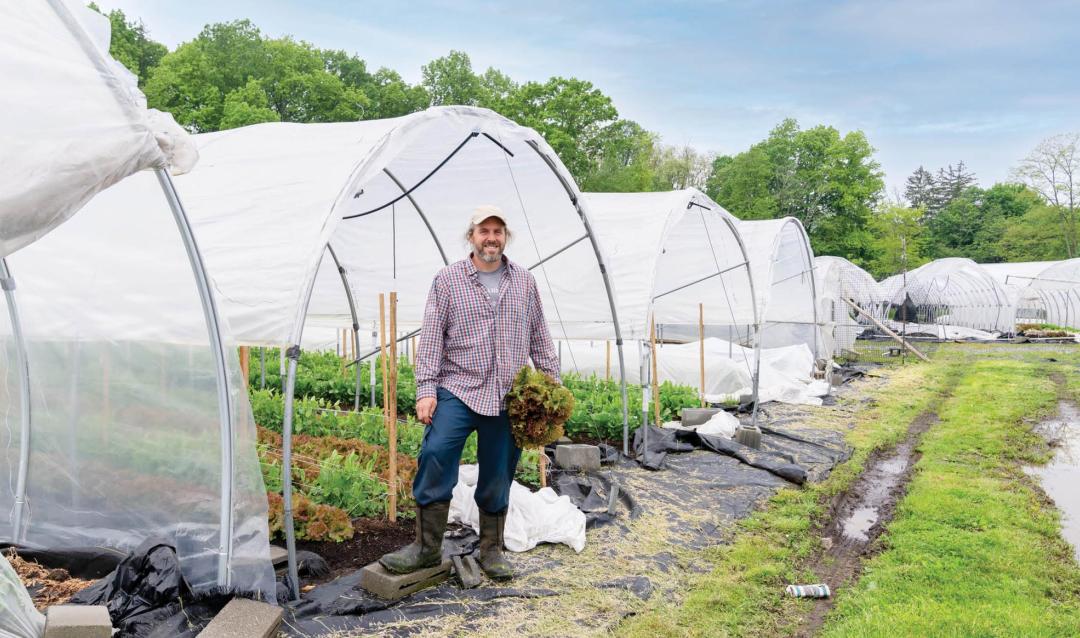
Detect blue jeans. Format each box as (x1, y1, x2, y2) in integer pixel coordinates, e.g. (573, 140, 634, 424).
(412, 387, 522, 514)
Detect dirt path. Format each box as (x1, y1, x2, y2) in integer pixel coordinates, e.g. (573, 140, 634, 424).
(791, 398, 951, 637)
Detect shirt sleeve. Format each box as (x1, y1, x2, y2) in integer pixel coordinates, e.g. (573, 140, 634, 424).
(527, 277, 561, 382)
(416, 274, 448, 400)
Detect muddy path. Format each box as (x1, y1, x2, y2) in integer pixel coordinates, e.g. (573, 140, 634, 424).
(790, 394, 954, 637)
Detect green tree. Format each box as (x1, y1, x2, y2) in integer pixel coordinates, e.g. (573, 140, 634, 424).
(219, 79, 280, 129)
(580, 120, 658, 192)
(998, 204, 1078, 261)
(868, 204, 927, 278)
(88, 4, 167, 86)
(1012, 133, 1080, 257)
(923, 183, 1040, 262)
(904, 166, 936, 211)
(421, 50, 482, 106)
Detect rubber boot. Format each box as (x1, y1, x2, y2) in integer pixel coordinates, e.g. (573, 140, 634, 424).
(378, 501, 449, 574)
(477, 510, 513, 581)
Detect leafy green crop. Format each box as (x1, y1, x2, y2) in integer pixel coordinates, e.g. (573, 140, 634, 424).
(507, 367, 575, 448)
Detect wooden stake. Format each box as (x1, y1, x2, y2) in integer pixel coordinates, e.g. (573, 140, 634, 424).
(539, 449, 547, 488)
(650, 317, 660, 427)
(411, 336, 417, 365)
(239, 346, 250, 388)
(605, 340, 611, 381)
(388, 292, 399, 522)
(699, 303, 706, 408)
(841, 297, 930, 362)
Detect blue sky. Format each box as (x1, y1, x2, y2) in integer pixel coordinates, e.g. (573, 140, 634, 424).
(102, 0, 1080, 193)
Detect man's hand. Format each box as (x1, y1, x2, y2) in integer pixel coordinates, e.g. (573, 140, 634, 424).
(417, 397, 437, 425)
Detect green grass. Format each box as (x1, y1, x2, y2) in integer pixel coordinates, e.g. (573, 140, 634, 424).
(819, 351, 1080, 637)
(617, 359, 964, 637)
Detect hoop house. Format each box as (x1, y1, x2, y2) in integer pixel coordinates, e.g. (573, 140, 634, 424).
(561, 190, 759, 400)
(985, 259, 1080, 329)
(142, 107, 626, 596)
(0, 1, 273, 597)
(814, 256, 882, 357)
(880, 258, 1010, 334)
(737, 218, 821, 356)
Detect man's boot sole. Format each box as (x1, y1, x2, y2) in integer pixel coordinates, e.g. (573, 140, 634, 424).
(379, 554, 441, 575)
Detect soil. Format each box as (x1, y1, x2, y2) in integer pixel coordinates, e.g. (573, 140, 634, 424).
(791, 407, 944, 638)
(294, 515, 415, 583)
(6, 550, 96, 611)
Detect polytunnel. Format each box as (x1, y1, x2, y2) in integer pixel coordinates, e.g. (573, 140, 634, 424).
(0, 1, 274, 598)
(737, 218, 822, 357)
(984, 259, 1080, 329)
(879, 258, 1011, 335)
(103, 106, 627, 597)
(565, 189, 760, 408)
(814, 256, 883, 358)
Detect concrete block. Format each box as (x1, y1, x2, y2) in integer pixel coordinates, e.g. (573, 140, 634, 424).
(734, 425, 762, 450)
(360, 559, 452, 600)
(269, 544, 288, 567)
(197, 598, 283, 638)
(680, 408, 723, 427)
(554, 444, 601, 472)
(44, 605, 112, 638)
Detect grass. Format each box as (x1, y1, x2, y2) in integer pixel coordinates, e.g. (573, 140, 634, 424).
(819, 349, 1080, 637)
(617, 344, 1080, 638)
(616, 358, 964, 637)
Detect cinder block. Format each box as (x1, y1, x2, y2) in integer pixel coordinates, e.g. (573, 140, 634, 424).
(555, 444, 601, 472)
(44, 605, 112, 638)
(680, 408, 723, 427)
(360, 559, 452, 600)
(197, 598, 283, 638)
(269, 545, 288, 567)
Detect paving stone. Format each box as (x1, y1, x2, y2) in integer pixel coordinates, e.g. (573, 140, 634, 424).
(197, 598, 283, 638)
(680, 408, 723, 427)
(360, 559, 452, 600)
(44, 605, 112, 638)
(269, 545, 288, 567)
(555, 444, 601, 471)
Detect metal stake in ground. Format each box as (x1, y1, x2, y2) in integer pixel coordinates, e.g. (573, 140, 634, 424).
(650, 316, 660, 427)
(699, 303, 705, 408)
(388, 292, 398, 522)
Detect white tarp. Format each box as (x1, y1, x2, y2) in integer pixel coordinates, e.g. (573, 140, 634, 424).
(738, 218, 822, 356)
(0, 0, 195, 258)
(0, 551, 44, 638)
(884, 321, 998, 341)
(449, 465, 586, 553)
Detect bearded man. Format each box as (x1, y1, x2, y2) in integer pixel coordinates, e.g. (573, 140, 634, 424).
(378, 205, 560, 581)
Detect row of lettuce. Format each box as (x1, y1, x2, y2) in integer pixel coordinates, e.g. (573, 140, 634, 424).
(250, 349, 698, 542)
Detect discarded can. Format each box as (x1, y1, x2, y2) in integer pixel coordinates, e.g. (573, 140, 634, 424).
(786, 584, 830, 598)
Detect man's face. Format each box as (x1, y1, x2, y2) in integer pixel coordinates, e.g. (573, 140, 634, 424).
(471, 218, 506, 264)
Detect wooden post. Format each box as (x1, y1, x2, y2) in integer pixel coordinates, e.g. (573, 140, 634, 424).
(388, 292, 399, 522)
(650, 317, 660, 427)
(699, 304, 706, 407)
(605, 340, 611, 381)
(238, 346, 250, 388)
(411, 336, 418, 365)
(841, 297, 930, 362)
(539, 449, 547, 488)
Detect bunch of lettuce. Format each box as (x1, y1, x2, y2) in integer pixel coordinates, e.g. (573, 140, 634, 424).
(506, 367, 575, 448)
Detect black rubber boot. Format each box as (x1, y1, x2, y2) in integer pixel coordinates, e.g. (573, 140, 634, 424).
(477, 510, 513, 581)
(378, 501, 449, 574)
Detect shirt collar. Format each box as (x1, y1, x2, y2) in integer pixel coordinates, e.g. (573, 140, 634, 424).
(466, 254, 512, 277)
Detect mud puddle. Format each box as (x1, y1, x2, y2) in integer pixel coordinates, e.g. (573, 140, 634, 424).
(1025, 401, 1080, 563)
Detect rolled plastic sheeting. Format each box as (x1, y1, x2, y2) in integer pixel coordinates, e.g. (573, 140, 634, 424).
(0, 551, 45, 638)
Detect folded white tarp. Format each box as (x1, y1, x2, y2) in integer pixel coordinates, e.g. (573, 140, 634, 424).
(449, 465, 586, 553)
(885, 321, 999, 341)
(0, 0, 195, 258)
(0, 552, 45, 638)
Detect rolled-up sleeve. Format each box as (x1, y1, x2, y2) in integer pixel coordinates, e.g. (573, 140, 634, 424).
(528, 279, 560, 382)
(416, 275, 448, 400)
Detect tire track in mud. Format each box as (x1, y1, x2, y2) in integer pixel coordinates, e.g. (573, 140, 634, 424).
(791, 374, 961, 638)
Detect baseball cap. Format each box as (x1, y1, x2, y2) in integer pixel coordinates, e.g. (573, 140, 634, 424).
(469, 204, 508, 228)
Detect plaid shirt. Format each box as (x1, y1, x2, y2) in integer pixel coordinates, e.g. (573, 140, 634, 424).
(416, 255, 560, 416)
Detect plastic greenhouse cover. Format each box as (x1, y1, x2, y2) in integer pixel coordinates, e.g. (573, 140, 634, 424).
(107, 106, 621, 347)
(580, 190, 757, 342)
(737, 218, 822, 356)
(815, 256, 883, 356)
(0, 171, 275, 599)
(880, 258, 1011, 333)
(0, 0, 195, 258)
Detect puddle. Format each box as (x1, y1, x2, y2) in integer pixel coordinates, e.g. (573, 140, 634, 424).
(839, 450, 910, 542)
(1026, 401, 1080, 563)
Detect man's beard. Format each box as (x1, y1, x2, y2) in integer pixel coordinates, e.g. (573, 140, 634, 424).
(474, 241, 504, 263)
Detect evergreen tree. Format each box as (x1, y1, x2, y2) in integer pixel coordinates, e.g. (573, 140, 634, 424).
(904, 166, 936, 211)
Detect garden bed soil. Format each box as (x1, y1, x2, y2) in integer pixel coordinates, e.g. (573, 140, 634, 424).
(7, 550, 96, 610)
(294, 516, 415, 583)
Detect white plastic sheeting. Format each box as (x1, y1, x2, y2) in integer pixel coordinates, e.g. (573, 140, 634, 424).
(880, 258, 1011, 333)
(815, 256, 883, 357)
(738, 218, 822, 356)
(0, 172, 275, 598)
(0, 551, 44, 638)
(985, 259, 1080, 329)
(449, 465, 586, 553)
(0, 0, 195, 258)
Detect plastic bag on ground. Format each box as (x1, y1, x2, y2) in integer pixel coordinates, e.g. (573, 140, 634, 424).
(0, 551, 45, 638)
(697, 411, 740, 438)
(449, 466, 586, 553)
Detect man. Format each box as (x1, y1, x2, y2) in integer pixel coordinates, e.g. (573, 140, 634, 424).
(379, 205, 560, 581)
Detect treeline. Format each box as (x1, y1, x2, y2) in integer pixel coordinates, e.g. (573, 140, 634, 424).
(97, 6, 1079, 278)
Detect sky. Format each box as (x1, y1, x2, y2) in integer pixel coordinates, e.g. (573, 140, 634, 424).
(100, 0, 1080, 194)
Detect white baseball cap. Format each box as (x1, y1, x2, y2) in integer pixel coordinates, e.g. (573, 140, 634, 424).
(469, 204, 508, 228)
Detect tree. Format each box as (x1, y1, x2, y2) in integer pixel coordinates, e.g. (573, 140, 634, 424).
(421, 51, 482, 106)
(219, 79, 280, 129)
(361, 68, 430, 119)
(904, 166, 936, 211)
(88, 4, 167, 86)
(868, 204, 927, 279)
(932, 161, 977, 215)
(1012, 133, 1080, 257)
(579, 120, 658, 192)
(998, 204, 1078, 261)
